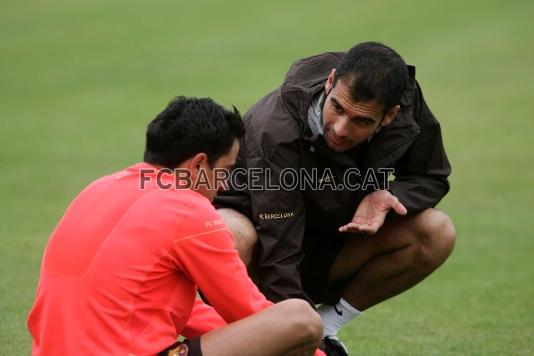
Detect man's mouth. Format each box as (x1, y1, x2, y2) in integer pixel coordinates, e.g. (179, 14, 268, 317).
(329, 133, 346, 147)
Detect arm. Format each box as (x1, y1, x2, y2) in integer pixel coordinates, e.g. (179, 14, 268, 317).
(215, 137, 311, 303)
(172, 205, 273, 324)
(237, 90, 313, 304)
(181, 299, 226, 339)
(248, 153, 310, 303)
(389, 82, 451, 214)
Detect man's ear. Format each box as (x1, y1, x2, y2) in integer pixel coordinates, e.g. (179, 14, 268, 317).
(325, 68, 336, 94)
(188, 152, 209, 180)
(381, 105, 400, 127)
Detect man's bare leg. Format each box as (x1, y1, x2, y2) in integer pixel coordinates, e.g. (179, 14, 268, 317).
(219, 207, 455, 310)
(200, 299, 322, 356)
(329, 208, 456, 311)
(218, 208, 257, 268)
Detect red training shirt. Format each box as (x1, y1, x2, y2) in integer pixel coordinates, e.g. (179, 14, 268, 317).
(27, 163, 272, 355)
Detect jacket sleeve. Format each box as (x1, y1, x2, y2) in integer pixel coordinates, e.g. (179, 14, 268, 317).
(246, 140, 312, 304)
(388, 82, 451, 213)
(172, 204, 273, 324)
(234, 87, 314, 304)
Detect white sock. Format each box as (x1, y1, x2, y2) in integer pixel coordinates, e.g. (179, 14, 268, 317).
(317, 299, 361, 337)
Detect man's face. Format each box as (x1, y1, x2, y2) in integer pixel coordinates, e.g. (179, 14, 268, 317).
(197, 139, 239, 202)
(321, 70, 398, 152)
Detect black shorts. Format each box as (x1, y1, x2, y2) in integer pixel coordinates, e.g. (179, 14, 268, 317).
(159, 338, 202, 356)
(301, 233, 349, 305)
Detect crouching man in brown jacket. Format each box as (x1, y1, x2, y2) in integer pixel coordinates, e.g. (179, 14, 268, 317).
(214, 42, 456, 355)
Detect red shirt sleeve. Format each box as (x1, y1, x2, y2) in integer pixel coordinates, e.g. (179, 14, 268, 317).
(172, 197, 325, 356)
(181, 299, 227, 338)
(172, 196, 272, 324)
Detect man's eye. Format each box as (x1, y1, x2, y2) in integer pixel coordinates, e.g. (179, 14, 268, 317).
(332, 103, 343, 113)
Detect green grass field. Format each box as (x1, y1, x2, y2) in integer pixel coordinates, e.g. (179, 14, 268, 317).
(1, 0, 533, 354)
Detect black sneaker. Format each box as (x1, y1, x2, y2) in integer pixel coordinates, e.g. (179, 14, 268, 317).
(321, 335, 349, 356)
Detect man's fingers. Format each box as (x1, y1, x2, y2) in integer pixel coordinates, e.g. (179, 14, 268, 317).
(390, 196, 408, 215)
(339, 223, 364, 233)
(339, 222, 376, 234)
(339, 223, 357, 232)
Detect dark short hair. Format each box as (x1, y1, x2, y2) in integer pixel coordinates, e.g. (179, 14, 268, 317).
(144, 96, 245, 168)
(335, 42, 409, 114)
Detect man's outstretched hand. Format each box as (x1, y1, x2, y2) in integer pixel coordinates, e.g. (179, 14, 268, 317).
(339, 190, 407, 235)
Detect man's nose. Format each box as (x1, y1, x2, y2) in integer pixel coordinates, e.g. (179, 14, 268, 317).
(334, 117, 350, 137)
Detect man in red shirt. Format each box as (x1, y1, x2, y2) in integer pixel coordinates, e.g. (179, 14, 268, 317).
(28, 97, 324, 356)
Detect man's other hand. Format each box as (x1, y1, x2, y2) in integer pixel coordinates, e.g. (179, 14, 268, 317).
(338, 190, 407, 235)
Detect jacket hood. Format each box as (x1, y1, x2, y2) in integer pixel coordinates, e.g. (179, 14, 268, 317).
(280, 52, 344, 126)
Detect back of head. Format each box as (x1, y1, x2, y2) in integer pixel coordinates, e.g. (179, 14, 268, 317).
(336, 42, 409, 114)
(144, 96, 245, 168)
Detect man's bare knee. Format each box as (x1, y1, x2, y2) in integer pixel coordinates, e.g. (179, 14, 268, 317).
(414, 209, 456, 272)
(276, 299, 323, 345)
(218, 208, 258, 266)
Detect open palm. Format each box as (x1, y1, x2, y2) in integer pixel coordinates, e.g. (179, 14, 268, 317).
(339, 190, 407, 235)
